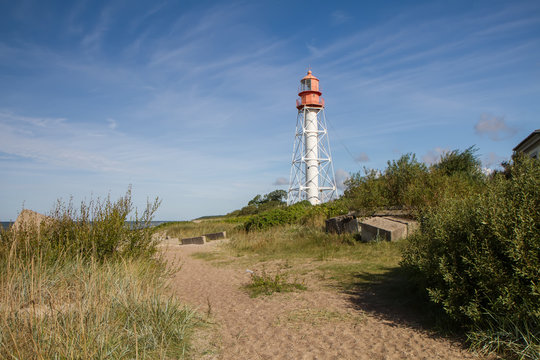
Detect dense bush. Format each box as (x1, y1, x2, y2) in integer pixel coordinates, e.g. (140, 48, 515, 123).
(243, 201, 312, 231)
(0, 188, 161, 262)
(228, 190, 287, 216)
(433, 146, 483, 180)
(242, 199, 349, 232)
(342, 168, 389, 213)
(402, 154, 539, 359)
(343, 148, 485, 214)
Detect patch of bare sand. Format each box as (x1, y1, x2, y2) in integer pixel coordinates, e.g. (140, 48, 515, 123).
(162, 242, 481, 360)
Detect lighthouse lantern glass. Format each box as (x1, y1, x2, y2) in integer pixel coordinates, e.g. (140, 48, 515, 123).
(301, 79, 311, 91)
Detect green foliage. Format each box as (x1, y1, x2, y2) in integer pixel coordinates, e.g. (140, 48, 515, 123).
(244, 269, 306, 297)
(229, 190, 287, 217)
(343, 149, 485, 214)
(243, 201, 312, 231)
(434, 146, 482, 180)
(385, 153, 428, 206)
(248, 190, 287, 205)
(402, 154, 540, 359)
(0, 189, 199, 359)
(162, 219, 239, 240)
(1, 188, 161, 262)
(343, 168, 389, 213)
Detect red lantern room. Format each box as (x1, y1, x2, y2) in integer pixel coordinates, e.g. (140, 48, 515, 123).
(296, 70, 324, 109)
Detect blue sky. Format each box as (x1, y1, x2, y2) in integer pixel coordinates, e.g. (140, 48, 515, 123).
(1, 0, 539, 221)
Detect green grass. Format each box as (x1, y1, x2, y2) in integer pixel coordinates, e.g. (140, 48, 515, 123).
(163, 221, 440, 330)
(0, 252, 199, 359)
(161, 220, 238, 240)
(181, 222, 410, 302)
(0, 192, 200, 359)
(244, 269, 307, 298)
(221, 224, 445, 328)
(227, 224, 403, 262)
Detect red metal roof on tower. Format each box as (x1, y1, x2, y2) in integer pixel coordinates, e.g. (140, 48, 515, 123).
(296, 70, 324, 110)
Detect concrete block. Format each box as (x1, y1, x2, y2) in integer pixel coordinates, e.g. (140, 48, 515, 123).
(325, 215, 360, 234)
(383, 217, 419, 236)
(181, 236, 206, 245)
(203, 231, 226, 240)
(342, 218, 361, 234)
(360, 217, 407, 242)
(325, 216, 342, 234)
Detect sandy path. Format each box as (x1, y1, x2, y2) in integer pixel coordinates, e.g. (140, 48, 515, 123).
(161, 241, 479, 360)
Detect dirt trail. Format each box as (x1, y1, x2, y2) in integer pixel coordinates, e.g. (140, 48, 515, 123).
(161, 241, 479, 360)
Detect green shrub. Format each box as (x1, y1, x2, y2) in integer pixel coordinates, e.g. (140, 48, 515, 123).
(243, 201, 312, 231)
(434, 146, 483, 181)
(244, 269, 306, 297)
(385, 153, 428, 206)
(0, 188, 160, 262)
(343, 168, 389, 214)
(343, 149, 485, 214)
(0, 189, 198, 359)
(402, 154, 540, 359)
(230, 190, 287, 216)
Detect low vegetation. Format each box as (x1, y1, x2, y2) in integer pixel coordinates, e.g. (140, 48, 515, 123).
(341, 146, 485, 215)
(0, 189, 198, 359)
(402, 154, 539, 359)
(159, 147, 538, 360)
(244, 269, 306, 298)
(158, 220, 239, 240)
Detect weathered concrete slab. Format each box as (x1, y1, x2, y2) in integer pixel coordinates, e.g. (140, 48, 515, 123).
(342, 218, 361, 234)
(325, 215, 360, 234)
(372, 210, 412, 217)
(360, 217, 407, 242)
(203, 231, 226, 240)
(383, 217, 419, 236)
(181, 236, 206, 245)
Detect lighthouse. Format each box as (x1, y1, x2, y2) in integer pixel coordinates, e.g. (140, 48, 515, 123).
(287, 70, 337, 205)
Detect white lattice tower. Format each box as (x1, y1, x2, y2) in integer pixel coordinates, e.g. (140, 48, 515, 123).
(288, 70, 337, 205)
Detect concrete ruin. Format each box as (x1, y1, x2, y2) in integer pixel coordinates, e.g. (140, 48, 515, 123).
(203, 231, 227, 240)
(181, 236, 206, 245)
(325, 214, 360, 234)
(325, 212, 418, 242)
(360, 217, 417, 242)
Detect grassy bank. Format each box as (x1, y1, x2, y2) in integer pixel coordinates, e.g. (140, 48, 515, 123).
(159, 220, 240, 240)
(162, 220, 416, 316)
(0, 256, 195, 359)
(159, 152, 538, 359)
(0, 191, 198, 359)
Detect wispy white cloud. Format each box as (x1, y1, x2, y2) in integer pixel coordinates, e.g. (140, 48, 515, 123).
(355, 152, 369, 163)
(475, 114, 517, 141)
(331, 10, 351, 25)
(1, 1, 538, 220)
(80, 4, 114, 54)
(106, 118, 117, 130)
(273, 177, 288, 186)
(422, 147, 448, 165)
(483, 152, 506, 168)
(335, 168, 350, 191)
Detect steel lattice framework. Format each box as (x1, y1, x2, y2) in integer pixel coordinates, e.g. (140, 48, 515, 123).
(287, 106, 337, 205)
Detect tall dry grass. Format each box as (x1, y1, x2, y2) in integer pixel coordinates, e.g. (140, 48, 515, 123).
(0, 191, 197, 359)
